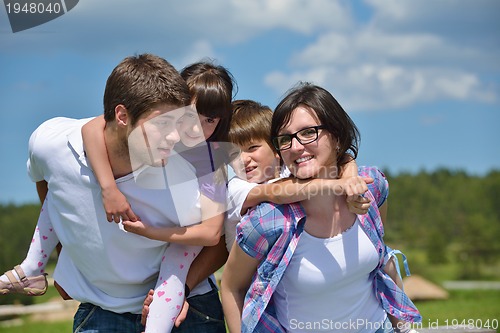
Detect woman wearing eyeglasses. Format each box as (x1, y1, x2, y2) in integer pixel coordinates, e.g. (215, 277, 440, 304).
(221, 83, 421, 333)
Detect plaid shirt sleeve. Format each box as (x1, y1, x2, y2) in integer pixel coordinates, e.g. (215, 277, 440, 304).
(236, 203, 282, 261)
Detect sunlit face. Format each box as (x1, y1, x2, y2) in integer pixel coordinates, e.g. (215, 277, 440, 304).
(178, 105, 220, 147)
(127, 105, 185, 169)
(230, 139, 280, 184)
(278, 106, 338, 179)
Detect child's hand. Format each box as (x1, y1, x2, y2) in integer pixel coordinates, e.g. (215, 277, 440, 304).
(141, 289, 154, 326)
(339, 176, 372, 197)
(140, 288, 189, 328)
(174, 300, 190, 327)
(102, 187, 139, 223)
(346, 194, 371, 214)
(122, 219, 152, 238)
(341, 176, 373, 215)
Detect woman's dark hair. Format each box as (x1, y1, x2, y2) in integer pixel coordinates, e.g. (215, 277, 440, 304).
(271, 82, 360, 168)
(180, 61, 237, 142)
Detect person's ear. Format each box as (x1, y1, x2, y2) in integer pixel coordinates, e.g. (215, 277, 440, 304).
(115, 105, 129, 127)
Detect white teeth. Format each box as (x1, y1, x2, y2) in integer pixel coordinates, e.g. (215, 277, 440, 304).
(295, 156, 313, 163)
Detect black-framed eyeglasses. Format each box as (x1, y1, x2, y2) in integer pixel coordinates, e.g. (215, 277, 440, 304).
(272, 125, 325, 151)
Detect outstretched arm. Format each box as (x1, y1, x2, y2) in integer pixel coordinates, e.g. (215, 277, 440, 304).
(81, 116, 138, 223)
(240, 157, 371, 215)
(241, 176, 372, 215)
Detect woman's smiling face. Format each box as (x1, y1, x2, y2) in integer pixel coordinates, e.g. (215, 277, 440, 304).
(278, 106, 339, 179)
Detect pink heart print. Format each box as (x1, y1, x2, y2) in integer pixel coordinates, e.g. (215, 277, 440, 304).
(158, 291, 165, 297)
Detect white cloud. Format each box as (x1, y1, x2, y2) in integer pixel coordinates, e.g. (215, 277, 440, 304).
(1, 0, 498, 112)
(178, 40, 219, 68)
(265, 1, 499, 111)
(265, 64, 496, 112)
(0, 0, 353, 57)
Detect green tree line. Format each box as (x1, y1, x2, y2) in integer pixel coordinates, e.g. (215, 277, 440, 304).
(384, 168, 500, 279)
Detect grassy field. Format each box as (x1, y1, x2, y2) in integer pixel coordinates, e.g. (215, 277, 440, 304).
(1, 289, 498, 333)
(414, 290, 500, 331)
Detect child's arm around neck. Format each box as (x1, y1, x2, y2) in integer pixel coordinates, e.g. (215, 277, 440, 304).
(81, 115, 139, 223)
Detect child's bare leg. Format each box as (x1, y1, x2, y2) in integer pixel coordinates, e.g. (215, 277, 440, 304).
(145, 243, 202, 333)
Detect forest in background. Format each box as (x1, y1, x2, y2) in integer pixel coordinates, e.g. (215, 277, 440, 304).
(1, 168, 499, 306)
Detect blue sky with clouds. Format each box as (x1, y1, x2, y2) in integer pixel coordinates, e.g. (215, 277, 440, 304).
(1, 0, 499, 204)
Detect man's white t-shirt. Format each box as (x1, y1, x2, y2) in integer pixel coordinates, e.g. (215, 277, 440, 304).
(27, 117, 212, 313)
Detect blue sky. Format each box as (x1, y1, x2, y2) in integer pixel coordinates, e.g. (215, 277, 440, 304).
(1, 0, 499, 204)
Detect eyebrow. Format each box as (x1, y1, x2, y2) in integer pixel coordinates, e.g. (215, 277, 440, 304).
(150, 114, 177, 123)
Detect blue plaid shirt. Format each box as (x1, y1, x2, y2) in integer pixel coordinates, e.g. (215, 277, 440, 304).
(236, 166, 422, 332)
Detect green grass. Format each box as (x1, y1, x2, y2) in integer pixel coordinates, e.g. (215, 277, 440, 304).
(2, 290, 498, 333)
(414, 289, 500, 332)
(0, 319, 72, 333)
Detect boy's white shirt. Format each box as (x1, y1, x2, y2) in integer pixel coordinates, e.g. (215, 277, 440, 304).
(225, 174, 283, 252)
(225, 177, 258, 252)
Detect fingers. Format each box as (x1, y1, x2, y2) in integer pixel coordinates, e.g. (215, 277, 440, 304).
(107, 214, 124, 224)
(347, 196, 371, 214)
(348, 204, 370, 215)
(363, 177, 374, 184)
(141, 304, 149, 326)
(145, 289, 154, 305)
(141, 289, 154, 326)
(346, 176, 373, 198)
(116, 209, 139, 223)
(104, 204, 139, 224)
(122, 221, 130, 232)
(122, 220, 135, 233)
(125, 208, 139, 222)
(345, 184, 368, 201)
(174, 300, 190, 327)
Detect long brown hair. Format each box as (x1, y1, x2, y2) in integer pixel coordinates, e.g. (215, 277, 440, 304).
(181, 61, 236, 142)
